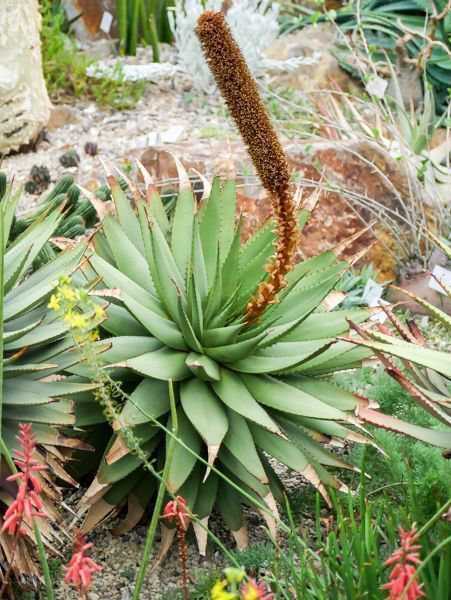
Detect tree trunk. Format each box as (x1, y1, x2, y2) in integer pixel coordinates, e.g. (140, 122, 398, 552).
(0, 0, 51, 155)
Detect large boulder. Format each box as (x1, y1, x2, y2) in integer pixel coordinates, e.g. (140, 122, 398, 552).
(0, 0, 52, 155)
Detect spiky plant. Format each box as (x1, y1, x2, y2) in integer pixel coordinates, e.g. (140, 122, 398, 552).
(77, 11, 446, 548)
(0, 174, 96, 578)
(345, 234, 451, 444)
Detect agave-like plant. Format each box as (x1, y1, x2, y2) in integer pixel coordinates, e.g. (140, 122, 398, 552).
(0, 174, 97, 576)
(80, 170, 375, 544)
(345, 234, 451, 443)
(77, 11, 451, 549)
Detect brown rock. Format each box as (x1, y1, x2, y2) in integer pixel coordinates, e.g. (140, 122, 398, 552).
(62, 0, 116, 40)
(47, 106, 79, 131)
(388, 272, 451, 315)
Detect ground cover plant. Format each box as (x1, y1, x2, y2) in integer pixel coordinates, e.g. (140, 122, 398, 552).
(40, 0, 146, 108)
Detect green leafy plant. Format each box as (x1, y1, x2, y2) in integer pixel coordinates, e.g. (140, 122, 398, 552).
(265, 483, 451, 599)
(0, 175, 95, 578)
(117, 0, 173, 58)
(73, 9, 449, 553)
(40, 0, 145, 108)
(344, 234, 451, 438)
(281, 0, 451, 116)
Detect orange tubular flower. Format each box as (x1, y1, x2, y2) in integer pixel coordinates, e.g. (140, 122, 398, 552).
(196, 11, 299, 323)
(1, 423, 48, 536)
(383, 526, 424, 600)
(64, 531, 102, 595)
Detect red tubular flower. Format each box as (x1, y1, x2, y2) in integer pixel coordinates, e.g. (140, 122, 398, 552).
(163, 497, 190, 600)
(1, 423, 48, 536)
(241, 578, 274, 600)
(163, 496, 190, 531)
(383, 526, 424, 600)
(65, 531, 102, 595)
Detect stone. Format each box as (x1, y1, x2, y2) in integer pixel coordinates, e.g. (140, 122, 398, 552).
(264, 24, 358, 93)
(62, 0, 116, 41)
(47, 105, 79, 131)
(388, 272, 451, 315)
(0, 1, 52, 155)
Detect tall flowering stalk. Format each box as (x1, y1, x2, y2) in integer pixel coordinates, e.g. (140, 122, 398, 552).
(0, 423, 49, 596)
(163, 496, 190, 600)
(196, 11, 299, 323)
(64, 531, 102, 599)
(383, 526, 424, 600)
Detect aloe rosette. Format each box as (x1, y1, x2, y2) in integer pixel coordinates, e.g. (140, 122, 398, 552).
(0, 175, 98, 574)
(79, 175, 378, 547)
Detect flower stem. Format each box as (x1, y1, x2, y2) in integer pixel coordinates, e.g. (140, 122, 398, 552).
(132, 380, 178, 600)
(33, 520, 55, 600)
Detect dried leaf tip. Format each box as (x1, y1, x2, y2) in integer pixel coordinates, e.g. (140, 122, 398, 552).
(196, 11, 299, 322)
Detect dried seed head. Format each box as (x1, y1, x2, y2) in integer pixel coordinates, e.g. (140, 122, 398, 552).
(196, 12, 299, 322)
(196, 11, 289, 197)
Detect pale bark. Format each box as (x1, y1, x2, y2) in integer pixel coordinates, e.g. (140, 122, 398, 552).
(0, 0, 51, 154)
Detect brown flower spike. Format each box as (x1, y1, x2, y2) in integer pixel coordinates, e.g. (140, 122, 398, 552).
(196, 11, 299, 322)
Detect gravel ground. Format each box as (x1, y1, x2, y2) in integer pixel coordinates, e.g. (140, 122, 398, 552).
(2, 74, 241, 216)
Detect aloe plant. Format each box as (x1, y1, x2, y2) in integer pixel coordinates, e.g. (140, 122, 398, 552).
(346, 234, 451, 440)
(80, 172, 379, 546)
(0, 175, 96, 575)
(76, 10, 451, 550)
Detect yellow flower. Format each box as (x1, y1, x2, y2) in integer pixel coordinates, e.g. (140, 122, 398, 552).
(59, 275, 72, 286)
(94, 305, 106, 321)
(64, 312, 88, 330)
(60, 285, 79, 302)
(48, 294, 60, 311)
(211, 579, 236, 600)
(89, 330, 100, 342)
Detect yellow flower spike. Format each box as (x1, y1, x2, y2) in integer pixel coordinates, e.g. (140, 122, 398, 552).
(48, 294, 60, 311)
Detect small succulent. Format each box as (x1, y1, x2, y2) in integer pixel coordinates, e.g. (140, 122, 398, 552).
(25, 165, 51, 195)
(59, 149, 81, 168)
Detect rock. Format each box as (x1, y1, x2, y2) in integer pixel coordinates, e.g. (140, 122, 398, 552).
(264, 24, 358, 93)
(0, 1, 52, 155)
(388, 272, 451, 315)
(303, 140, 410, 214)
(47, 105, 79, 131)
(61, 0, 116, 41)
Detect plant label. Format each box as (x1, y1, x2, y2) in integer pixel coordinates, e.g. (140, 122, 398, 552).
(100, 11, 113, 34)
(362, 278, 384, 306)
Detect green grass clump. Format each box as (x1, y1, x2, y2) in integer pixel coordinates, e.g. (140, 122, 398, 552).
(336, 367, 451, 522)
(40, 1, 146, 109)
